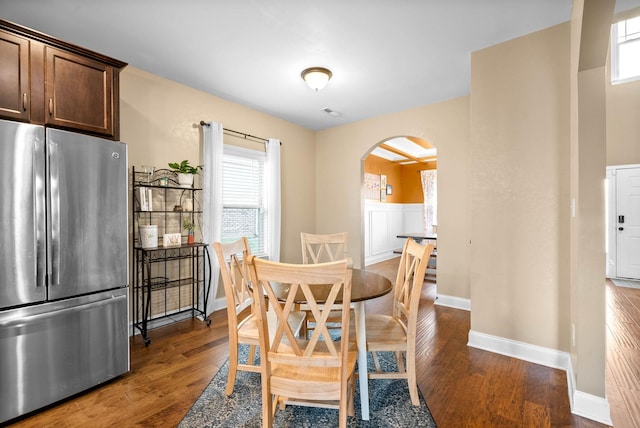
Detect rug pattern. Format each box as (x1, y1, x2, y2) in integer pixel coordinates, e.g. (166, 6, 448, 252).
(179, 345, 437, 427)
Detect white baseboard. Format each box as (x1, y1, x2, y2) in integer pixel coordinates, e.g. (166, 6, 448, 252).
(572, 391, 612, 426)
(467, 330, 612, 425)
(435, 294, 471, 311)
(468, 330, 570, 369)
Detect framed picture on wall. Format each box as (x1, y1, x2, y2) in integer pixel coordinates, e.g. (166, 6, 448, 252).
(380, 175, 387, 190)
(380, 189, 386, 202)
(386, 185, 392, 195)
(364, 172, 381, 200)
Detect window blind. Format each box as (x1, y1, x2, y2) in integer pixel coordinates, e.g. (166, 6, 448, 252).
(221, 146, 266, 255)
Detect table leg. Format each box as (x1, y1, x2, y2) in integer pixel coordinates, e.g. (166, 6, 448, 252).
(354, 301, 369, 420)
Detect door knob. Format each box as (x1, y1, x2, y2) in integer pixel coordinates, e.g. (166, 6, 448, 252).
(619, 227, 624, 231)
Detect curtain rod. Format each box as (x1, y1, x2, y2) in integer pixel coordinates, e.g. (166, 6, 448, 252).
(199, 120, 280, 145)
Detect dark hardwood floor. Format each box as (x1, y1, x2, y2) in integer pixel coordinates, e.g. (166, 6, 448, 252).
(6, 259, 639, 427)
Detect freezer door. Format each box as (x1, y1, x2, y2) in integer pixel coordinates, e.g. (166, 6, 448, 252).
(0, 288, 129, 424)
(0, 120, 46, 308)
(47, 128, 128, 300)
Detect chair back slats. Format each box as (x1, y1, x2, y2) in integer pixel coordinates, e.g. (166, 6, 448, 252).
(228, 254, 252, 312)
(260, 280, 304, 356)
(213, 237, 253, 329)
(248, 256, 352, 369)
(301, 232, 348, 264)
(301, 281, 342, 356)
(393, 239, 434, 331)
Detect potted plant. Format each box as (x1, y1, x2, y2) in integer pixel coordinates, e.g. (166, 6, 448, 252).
(168, 160, 202, 188)
(183, 218, 195, 244)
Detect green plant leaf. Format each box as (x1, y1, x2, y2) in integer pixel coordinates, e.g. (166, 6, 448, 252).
(168, 160, 202, 174)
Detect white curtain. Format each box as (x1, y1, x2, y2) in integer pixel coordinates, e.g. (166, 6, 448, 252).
(420, 170, 437, 236)
(265, 138, 281, 261)
(202, 121, 224, 316)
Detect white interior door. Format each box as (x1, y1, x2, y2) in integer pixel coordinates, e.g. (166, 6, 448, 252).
(616, 167, 640, 279)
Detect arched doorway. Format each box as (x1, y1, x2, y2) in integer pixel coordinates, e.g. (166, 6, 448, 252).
(361, 136, 437, 267)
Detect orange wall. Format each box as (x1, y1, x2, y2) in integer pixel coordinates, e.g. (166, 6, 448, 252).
(363, 155, 436, 203)
(400, 161, 437, 203)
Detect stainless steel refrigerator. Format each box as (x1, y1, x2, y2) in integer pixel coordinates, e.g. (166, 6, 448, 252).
(0, 119, 129, 424)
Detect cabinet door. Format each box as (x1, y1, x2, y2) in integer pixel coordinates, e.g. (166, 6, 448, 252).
(45, 47, 115, 137)
(0, 29, 30, 121)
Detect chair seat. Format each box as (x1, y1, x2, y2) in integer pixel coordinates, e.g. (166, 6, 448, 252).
(270, 348, 357, 401)
(363, 314, 407, 349)
(237, 314, 260, 343)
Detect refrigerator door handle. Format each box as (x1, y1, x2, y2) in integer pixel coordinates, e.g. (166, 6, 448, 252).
(34, 137, 46, 289)
(49, 141, 60, 287)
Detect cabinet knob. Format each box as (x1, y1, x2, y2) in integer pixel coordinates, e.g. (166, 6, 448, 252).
(22, 93, 27, 111)
(49, 98, 53, 115)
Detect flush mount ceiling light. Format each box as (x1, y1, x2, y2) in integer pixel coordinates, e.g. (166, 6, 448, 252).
(301, 67, 332, 91)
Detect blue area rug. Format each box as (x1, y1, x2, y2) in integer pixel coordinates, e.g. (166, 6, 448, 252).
(179, 345, 437, 427)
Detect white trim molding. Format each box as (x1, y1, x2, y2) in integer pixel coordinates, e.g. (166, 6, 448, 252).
(468, 330, 612, 426)
(572, 391, 612, 426)
(435, 294, 471, 311)
(468, 330, 570, 369)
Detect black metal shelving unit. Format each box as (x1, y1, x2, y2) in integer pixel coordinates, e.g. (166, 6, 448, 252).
(131, 167, 211, 346)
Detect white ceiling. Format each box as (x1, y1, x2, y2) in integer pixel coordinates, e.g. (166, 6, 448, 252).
(2, 1, 640, 131)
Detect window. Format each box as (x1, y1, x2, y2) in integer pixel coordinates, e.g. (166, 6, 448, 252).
(611, 15, 640, 84)
(221, 145, 266, 256)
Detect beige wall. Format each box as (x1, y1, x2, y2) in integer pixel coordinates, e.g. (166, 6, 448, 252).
(470, 23, 571, 350)
(120, 66, 317, 265)
(316, 97, 471, 299)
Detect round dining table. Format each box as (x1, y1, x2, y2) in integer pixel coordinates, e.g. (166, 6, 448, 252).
(270, 268, 392, 421)
(270, 268, 392, 304)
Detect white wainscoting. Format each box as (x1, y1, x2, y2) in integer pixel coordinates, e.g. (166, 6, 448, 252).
(364, 201, 424, 266)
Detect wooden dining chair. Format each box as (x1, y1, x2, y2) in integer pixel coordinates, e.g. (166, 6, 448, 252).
(300, 232, 351, 332)
(300, 232, 349, 264)
(247, 256, 357, 428)
(212, 237, 260, 396)
(364, 238, 434, 406)
(213, 238, 306, 396)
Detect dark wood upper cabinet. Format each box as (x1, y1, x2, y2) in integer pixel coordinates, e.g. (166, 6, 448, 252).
(0, 29, 30, 121)
(45, 47, 116, 137)
(0, 19, 126, 140)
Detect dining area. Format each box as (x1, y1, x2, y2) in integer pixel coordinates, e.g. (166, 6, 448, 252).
(208, 232, 436, 427)
(9, 229, 589, 427)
